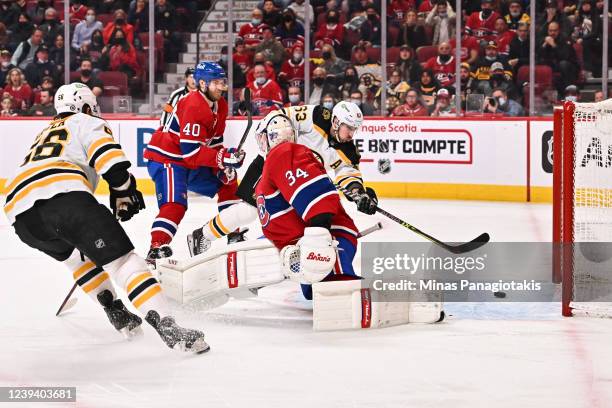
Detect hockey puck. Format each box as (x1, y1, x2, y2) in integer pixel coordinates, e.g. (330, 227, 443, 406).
(494, 291, 506, 298)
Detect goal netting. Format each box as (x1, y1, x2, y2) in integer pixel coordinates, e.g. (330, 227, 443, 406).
(553, 100, 612, 317)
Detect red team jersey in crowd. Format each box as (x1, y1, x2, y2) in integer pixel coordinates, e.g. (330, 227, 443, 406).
(388, 0, 414, 23)
(495, 30, 516, 56)
(233, 52, 253, 72)
(248, 79, 284, 116)
(279, 58, 310, 89)
(465, 11, 500, 41)
(423, 55, 456, 87)
(144, 91, 228, 169)
(449, 36, 480, 61)
(238, 23, 268, 47)
(255, 142, 358, 250)
(418, 0, 434, 13)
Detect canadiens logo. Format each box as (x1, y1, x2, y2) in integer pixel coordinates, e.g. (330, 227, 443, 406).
(306, 252, 331, 262)
(256, 195, 270, 227)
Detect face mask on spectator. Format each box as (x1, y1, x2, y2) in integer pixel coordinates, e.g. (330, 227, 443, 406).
(439, 54, 451, 63)
(115, 18, 125, 25)
(220, 54, 228, 62)
(322, 51, 331, 60)
(327, 16, 338, 23)
(367, 13, 377, 21)
(439, 12, 447, 18)
(284, 14, 293, 22)
(491, 73, 504, 81)
(313, 77, 325, 86)
(289, 94, 300, 103)
(255, 76, 267, 85)
(481, 9, 492, 19)
(497, 97, 506, 106)
(323, 101, 333, 110)
(86, 15, 95, 23)
(350, 98, 362, 106)
(566, 95, 577, 102)
(252, 18, 262, 25)
(81, 69, 92, 77)
(510, 10, 521, 17)
(293, 52, 303, 61)
(485, 55, 496, 61)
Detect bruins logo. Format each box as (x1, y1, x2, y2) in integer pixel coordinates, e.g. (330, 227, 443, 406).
(322, 108, 331, 121)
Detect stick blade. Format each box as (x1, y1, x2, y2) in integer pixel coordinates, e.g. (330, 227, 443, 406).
(445, 233, 490, 254)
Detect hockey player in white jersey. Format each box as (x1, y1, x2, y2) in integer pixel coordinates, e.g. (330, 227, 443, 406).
(187, 101, 379, 256)
(4, 83, 209, 353)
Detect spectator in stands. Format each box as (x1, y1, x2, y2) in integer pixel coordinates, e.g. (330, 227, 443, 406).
(128, 0, 149, 33)
(0, 49, 15, 85)
(39, 76, 55, 97)
(338, 65, 360, 101)
(458, 61, 475, 104)
(574, 0, 602, 78)
(486, 88, 524, 116)
(352, 44, 373, 66)
(414, 69, 440, 108)
(0, 23, 8, 52)
(538, 21, 578, 94)
(248, 64, 283, 115)
(11, 28, 43, 71)
(425, 0, 456, 45)
(278, 42, 308, 90)
(395, 45, 421, 85)
(321, 93, 336, 110)
(103, 9, 135, 46)
(359, 72, 379, 105)
(9, 13, 34, 50)
(246, 53, 276, 83)
(49, 34, 64, 74)
(473, 61, 516, 98)
(240, 9, 268, 50)
(72, 8, 103, 51)
(218, 46, 246, 89)
(319, 44, 347, 80)
(24, 45, 58, 89)
(360, 3, 382, 48)
(564, 84, 579, 102)
(233, 38, 253, 74)
(399, 10, 427, 49)
(594, 90, 605, 102)
(285, 85, 303, 106)
(275, 9, 305, 50)
(350, 89, 374, 116)
(262, 0, 281, 27)
(233, 87, 261, 116)
(287, 0, 314, 26)
(26, 89, 55, 116)
(3, 67, 32, 111)
(156, 0, 182, 62)
(26, 1, 46, 26)
(472, 41, 512, 86)
(309, 66, 337, 104)
(431, 88, 456, 116)
(1, 95, 17, 117)
(423, 42, 456, 89)
(0, 2, 17, 28)
(494, 17, 515, 57)
(98, 0, 131, 14)
(537, 0, 571, 39)
(76, 29, 106, 71)
(383, 69, 410, 100)
(39, 7, 64, 44)
(389, 0, 415, 28)
(77, 59, 104, 97)
(106, 28, 140, 78)
(392, 89, 428, 116)
(449, 33, 480, 65)
(255, 26, 287, 69)
(70, 0, 89, 22)
(314, 10, 344, 50)
(508, 21, 530, 73)
(465, 0, 500, 42)
(505, 0, 530, 31)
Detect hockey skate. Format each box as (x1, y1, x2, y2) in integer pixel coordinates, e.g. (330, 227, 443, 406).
(97, 290, 143, 339)
(146, 243, 173, 268)
(186, 228, 211, 257)
(145, 310, 210, 354)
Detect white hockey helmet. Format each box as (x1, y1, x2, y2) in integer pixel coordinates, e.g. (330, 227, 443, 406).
(255, 111, 296, 157)
(331, 101, 363, 141)
(54, 82, 100, 116)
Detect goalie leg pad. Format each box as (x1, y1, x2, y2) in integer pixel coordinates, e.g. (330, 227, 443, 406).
(312, 279, 444, 331)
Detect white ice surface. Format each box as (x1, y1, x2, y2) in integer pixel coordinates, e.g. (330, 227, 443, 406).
(1, 195, 612, 408)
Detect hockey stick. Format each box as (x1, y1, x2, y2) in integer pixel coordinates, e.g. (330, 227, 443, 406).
(358, 222, 383, 238)
(56, 282, 78, 316)
(236, 87, 253, 151)
(338, 186, 489, 254)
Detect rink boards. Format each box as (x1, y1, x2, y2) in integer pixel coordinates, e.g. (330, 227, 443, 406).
(0, 117, 554, 202)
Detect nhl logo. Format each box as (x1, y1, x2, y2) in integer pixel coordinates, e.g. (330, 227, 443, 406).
(378, 158, 391, 174)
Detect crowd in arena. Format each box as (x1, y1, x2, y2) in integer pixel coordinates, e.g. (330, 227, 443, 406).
(230, 0, 611, 117)
(1, 0, 610, 117)
(0, 0, 200, 116)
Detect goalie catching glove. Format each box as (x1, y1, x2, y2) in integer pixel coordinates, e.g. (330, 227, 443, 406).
(110, 174, 145, 222)
(347, 184, 378, 215)
(280, 227, 338, 284)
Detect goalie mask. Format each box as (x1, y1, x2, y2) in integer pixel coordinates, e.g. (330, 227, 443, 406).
(255, 111, 296, 157)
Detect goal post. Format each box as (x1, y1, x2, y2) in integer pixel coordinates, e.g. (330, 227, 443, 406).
(553, 100, 612, 317)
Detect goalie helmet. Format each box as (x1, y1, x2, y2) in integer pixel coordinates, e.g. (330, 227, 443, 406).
(54, 82, 100, 116)
(255, 111, 296, 157)
(331, 101, 363, 141)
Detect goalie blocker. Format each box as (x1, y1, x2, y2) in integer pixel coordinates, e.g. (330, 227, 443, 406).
(156, 240, 444, 330)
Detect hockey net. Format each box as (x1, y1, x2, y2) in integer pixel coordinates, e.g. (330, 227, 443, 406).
(553, 101, 612, 317)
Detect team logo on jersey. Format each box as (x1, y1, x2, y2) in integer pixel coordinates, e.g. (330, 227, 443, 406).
(256, 195, 270, 227)
(322, 109, 331, 120)
(378, 158, 391, 174)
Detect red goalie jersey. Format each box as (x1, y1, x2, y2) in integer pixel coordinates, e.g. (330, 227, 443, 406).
(255, 142, 358, 250)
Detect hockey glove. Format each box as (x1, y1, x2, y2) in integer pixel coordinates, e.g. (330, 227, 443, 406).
(217, 167, 237, 185)
(216, 147, 246, 170)
(281, 227, 337, 284)
(349, 185, 378, 215)
(110, 174, 145, 222)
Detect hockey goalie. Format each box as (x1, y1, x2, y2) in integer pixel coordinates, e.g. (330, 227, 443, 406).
(157, 112, 443, 330)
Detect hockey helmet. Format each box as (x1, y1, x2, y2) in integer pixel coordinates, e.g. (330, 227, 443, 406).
(194, 61, 226, 84)
(54, 82, 100, 116)
(331, 101, 363, 141)
(255, 111, 296, 157)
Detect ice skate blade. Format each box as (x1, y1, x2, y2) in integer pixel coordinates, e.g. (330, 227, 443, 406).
(119, 325, 144, 340)
(173, 338, 211, 354)
(186, 234, 195, 257)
